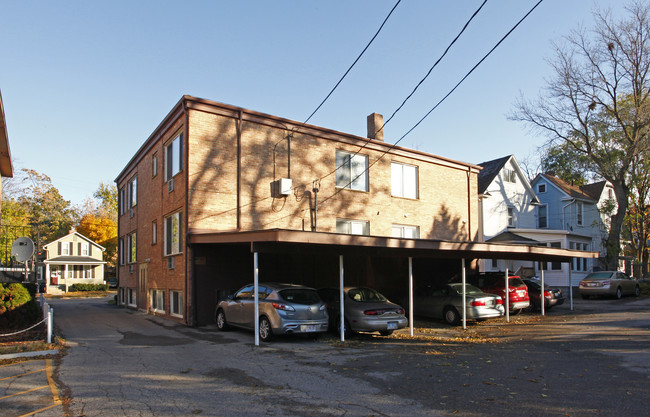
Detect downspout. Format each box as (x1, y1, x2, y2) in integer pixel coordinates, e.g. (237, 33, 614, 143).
(182, 100, 195, 326)
(466, 169, 472, 241)
(562, 198, 575, 230)
(236, 110, 243, 231)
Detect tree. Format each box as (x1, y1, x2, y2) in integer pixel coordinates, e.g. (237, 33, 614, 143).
(512, 2, 650, 269)
(76, 182, 118, 267)
(624, 152, 650, 276)
(540, 142, 594, 186)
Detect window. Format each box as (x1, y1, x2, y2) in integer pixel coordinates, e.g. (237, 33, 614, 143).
(152, 221, 157, 245)
(170, 290, 183, 317)
(576, 201, 584, 226)
(128, 177, 137, 208)
(164, 211, 182, 255)
(128, 288, 137, 306)
(538, 184, 546, 193)
(503, 168, 516, 183)
(60, 242, 71, 256)
(152, 153, 158, 177)
(491, 259, 499, 268)
(571, 242, 589, 271)
(507, 206, 515, 227)
(80, 242, 89, 256)
(119, 187, 127, 215)
(127, 232, 137, 264)
(538, 205, 548, 228)
(335, 150, 368, 191)
(151, 289, 165, 313)
(336, 219, 369, 235)
(549, 242, 562, 270)
(165, 134, 183, 181)
(391, 224, 419, 238)
(119, 288, 126, 305)
(118, 238, 125, 265)
(391, 162, 418, 199)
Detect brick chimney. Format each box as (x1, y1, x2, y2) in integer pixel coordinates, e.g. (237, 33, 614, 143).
(367, 113, 384, 141)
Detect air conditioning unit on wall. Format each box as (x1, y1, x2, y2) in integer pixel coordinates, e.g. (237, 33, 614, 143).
(270, 178, 292, 197)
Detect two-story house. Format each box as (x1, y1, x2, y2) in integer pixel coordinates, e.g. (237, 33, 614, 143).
(42, 231, 106, 293)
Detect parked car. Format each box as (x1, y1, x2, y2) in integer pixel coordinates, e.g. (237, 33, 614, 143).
(522, 278, 564, 311)
(476, 273, 530, 313)
(412, 283, 504, 326)
(215, 283, 329, 342)
(317, 287, 408, 336)
(579, 271, 641, 299)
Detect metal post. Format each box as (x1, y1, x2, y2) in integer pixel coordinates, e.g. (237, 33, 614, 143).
(569, 267, 574, 311)
(540, 269, 545, 316)
(339, 255, 345, 342)
(505, 268, 510, 323)
(47, 307, 53, 344)
(254, 252, 259, 346)
(461, 259, 467, 330)
(408, 257, 414, 337)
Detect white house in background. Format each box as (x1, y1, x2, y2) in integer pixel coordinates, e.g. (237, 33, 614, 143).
(42, 231, 106, 293)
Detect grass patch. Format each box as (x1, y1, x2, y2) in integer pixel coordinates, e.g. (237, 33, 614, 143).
(0, 341, 58, 355)
(45, 290, 116, 298)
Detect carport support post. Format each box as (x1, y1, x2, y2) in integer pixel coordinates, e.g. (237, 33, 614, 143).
(339, 255, 345, 342)
(505, 268, 510, 323)
(539, 269, 546, 316)
(408, 257, 414, 337)
(569, 267, 574, 311)
(254, 252, 259, 347)
(461, 258, 467, 330)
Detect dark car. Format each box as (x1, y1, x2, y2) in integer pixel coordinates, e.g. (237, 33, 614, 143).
(522, 278, 564, 311)
(317, 287, 408, 336)
(476, 273, 530, 313)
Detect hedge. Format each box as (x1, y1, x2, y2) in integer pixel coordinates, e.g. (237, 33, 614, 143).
(0, 283, 40, 330)
(69, 283, 109, 292)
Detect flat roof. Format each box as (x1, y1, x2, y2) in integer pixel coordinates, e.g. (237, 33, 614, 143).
(189, 229, 598, 262)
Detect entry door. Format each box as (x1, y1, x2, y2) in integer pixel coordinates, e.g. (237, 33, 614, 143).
(138, 263, 148, 309)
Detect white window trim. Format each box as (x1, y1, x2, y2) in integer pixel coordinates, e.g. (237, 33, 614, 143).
(165, 134, 183, 182)
(335, 150, 369, 192)
(151, 289, 165, 313)
(576, 201, 584, 226)
(127, 288, 137, 307)
(538, 204, 548, 229)
(391, 162, 419, 199)
(128, 177, 137, 208)
(127, 232, 137, 264)
(164, 211, 183, 256)
(170, 290, 183, 318)
(507, 206, 516, 227)
(336, 219, 369, 235)
(152, 221, 158, 245)
(391, 224, 419, 239)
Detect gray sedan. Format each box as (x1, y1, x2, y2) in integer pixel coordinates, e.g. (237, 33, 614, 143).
(318, 287, 408, 336)
(579, 271, 641, 299)
(215, 283, 329, 341)
(414, 283, 504, 326)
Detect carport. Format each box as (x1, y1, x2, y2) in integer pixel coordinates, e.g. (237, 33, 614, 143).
(189, 229, 598, 345)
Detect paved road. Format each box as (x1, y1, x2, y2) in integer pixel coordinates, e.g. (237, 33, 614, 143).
(37, 295, 650, 417)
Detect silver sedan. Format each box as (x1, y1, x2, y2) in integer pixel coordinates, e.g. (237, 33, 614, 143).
(215, 283, 329, 342)
(579, 271, 641, 299)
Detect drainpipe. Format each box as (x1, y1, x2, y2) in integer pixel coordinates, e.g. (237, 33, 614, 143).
(466, 169, 472, 241)
(236, 110, 243, 231)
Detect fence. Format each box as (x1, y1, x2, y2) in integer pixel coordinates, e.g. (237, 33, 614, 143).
(0, 293, 53, 343)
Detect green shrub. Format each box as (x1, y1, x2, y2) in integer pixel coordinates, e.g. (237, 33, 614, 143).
(0, 283, 40, 330)
(70, 283, 109, 292)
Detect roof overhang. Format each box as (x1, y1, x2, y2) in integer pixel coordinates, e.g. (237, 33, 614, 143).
(189, 229, 598, 263)
(0, 90, 13, 178)
(44, 256, 106, 265)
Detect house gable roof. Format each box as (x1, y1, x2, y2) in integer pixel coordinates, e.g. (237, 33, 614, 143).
(536, 174, 597, 203)
(42, 231, 106, 251)
(580, 180, 608, 201)
(477, 154, 539, 203)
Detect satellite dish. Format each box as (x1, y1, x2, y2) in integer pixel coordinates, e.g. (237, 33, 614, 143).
(11, 237, 35, 262)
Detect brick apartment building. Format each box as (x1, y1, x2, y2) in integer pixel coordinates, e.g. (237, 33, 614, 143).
(116, 95, 590, 326)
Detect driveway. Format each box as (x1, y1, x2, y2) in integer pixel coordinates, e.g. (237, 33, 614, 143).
(39, 295, 650, 416)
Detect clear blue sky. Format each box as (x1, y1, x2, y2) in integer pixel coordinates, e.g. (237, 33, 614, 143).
(1, 0, 629, 206)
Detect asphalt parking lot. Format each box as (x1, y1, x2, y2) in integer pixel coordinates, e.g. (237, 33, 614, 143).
(3, 295, 649, 417)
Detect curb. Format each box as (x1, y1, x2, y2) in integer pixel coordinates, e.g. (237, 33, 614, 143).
(0, 349, 59, 360)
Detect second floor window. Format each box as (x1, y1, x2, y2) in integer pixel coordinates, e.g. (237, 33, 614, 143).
(165, 211, 183, 255)
(391, 162, 418, 199)
(335, 150, 368, 191)
(119, 187, 127, 215)
(336, 219, 369, 235)
(503, 168, 516, 183)
(538, 205, 548, 228)
(507, 206, 515, 227)
(165, 134, 183, 181)
(576, 201, 584, 226)
(128, 177, 137, 208)
(127, 232, 137, 263)
(392, 224, 419, 239)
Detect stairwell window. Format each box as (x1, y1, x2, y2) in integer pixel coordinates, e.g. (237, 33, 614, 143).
(127, 232, 137, 264)
(128, 176, 137, 208)
(335, 150, 368, 191)
(391, 162, 418, 199)
(165, 134, 183, 181)
(538, 205, 548, 228)
(336, 219, 369, 235)
(576, 201, 584, 226)
(164, 211, 182, 255)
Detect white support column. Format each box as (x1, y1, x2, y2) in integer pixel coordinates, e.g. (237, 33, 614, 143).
(254, 252, 259, 347)
(408, 257, 414, 337)
(505, 268, 510, 323)
(339, 255, 345, 342)
(461, 259, 467, 330)
(540, 269, 545, 316)
(569, 267, 574, 311)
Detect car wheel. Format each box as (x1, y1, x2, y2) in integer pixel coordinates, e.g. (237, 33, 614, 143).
(216, 309, 229, 331)
(635, 286, 641, 297)
(615, 287, 622, 299)
(379, 330, 393, 336)
(336, 317, 353, 338)
(443, 307, 461, 326)
(259, 316, 274, 342)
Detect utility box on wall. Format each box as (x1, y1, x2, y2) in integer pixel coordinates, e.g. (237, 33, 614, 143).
(270, 178, 292, 197)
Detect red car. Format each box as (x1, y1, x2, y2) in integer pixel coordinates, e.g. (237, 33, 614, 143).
(476, 274, 530, 313)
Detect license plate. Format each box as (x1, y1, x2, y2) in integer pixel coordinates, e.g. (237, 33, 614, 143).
(588, 282, 597, 287)
(387, 322, 398, 330)
(301, 325, 317, 332)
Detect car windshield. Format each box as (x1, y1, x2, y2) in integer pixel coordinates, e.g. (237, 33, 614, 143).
(585, 272, 614, 279)
(524, 280, 541, 289)
(278, 289, 321, 305)
(347, 288, 388, 302)
(449, 284, 484, 295)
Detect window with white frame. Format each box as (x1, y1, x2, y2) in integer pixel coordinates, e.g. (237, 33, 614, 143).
(336, 219, 369, 235)
(391, 224, 419, 239)
(164, 211, 182, 255)
(570, 242, 589, 271)
(576, 201, 584, 226)
(127, 232, 137, 264)
(151, 289, 165, 313)
(119, 187, 127, 215)
(152, 221, 157, 245)
(152, 153, 158, 177)
(503, 168, 516, 183)
(170, 290, 183, 317)
(128, 177, 137, 208)
(60, 242, 71, 256)
(335, 150, 368, 191)
(165, 134, 183, 181)
(127, 288, 137, 306)
(81, 242, 89, 256)
(507, 206, 515, 227)
(391, 162, 418, 199)
(538, 184, 546, 193)
(119, 288, 126, 305)
(118, 238, 125, 265)
(538, 205, 548, 228)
